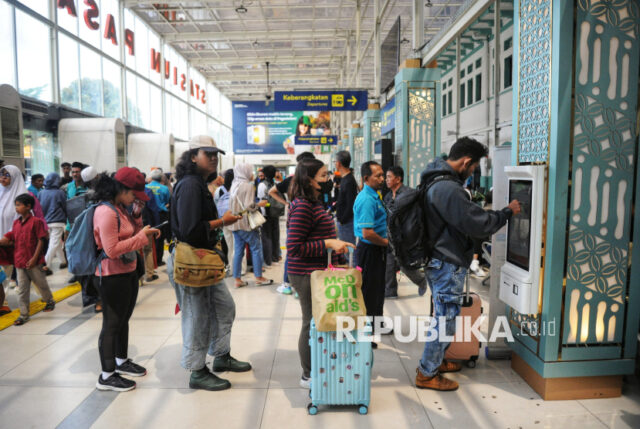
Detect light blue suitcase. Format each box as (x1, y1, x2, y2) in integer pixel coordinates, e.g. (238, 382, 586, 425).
(307, 319, 373, 415)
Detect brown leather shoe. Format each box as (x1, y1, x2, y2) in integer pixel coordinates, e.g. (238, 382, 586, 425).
(438, 359, 462, 373)
(415, 369, 459, 391)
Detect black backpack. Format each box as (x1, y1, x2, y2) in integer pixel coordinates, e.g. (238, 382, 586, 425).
(386, 175, 453, 270)
(265, 181, 286, 217)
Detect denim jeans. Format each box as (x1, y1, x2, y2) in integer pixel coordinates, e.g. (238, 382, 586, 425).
(168, 250, 236, 371)
(337, 220, 356, 245)
(419, 258, 466, 377)
(232, 230, 263, 279)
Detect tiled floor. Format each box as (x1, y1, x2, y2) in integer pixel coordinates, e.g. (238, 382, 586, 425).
(0, 257, 639, 429)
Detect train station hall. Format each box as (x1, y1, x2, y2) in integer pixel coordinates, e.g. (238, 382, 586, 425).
(0, 0, 639, 428)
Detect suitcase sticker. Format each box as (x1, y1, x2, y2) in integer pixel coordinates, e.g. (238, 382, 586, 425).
(308, 319, 373, 415)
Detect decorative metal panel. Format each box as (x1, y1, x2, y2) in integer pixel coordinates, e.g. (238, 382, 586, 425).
(407, 88, 435, 187)
(562, 0, 639, 347)
(395, 88, 405, 153)
(517, 0, 553, 163)
(353, 135, 364, 183)
(371, 121, 381, 144)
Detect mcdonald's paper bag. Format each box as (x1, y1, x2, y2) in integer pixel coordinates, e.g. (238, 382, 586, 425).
(311, 266, 366, 332)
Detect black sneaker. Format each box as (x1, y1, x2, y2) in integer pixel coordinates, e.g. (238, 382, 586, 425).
(96, 373, 136, 392)
(43, 301, 55, 312)
(212, 353, 252, 372)
(116, 359, 147, 377)
(189, 367, 231, 391)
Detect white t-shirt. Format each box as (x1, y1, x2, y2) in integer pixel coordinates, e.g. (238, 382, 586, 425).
(257, 181, 268, 216)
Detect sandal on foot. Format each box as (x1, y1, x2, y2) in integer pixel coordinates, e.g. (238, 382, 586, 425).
(14, 316, 28, 326)
(235, 281, 248, 288)
(256, 279, 274, 286)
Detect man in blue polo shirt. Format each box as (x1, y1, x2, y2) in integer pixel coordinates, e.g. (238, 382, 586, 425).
(353, 161, 388, 346)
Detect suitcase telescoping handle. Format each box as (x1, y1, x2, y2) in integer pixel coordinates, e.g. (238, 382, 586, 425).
(326, 247, 355, 269)
(462, 270, 472, 306)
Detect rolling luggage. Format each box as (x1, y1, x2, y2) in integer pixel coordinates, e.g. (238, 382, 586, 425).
(431, 273, 483, 368)
(307, 319, 373, 415)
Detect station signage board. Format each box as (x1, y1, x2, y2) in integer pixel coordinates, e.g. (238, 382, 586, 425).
(380, 98, 396, 135)
(274, 90, 368, 111)
(295, 135, 338, 145)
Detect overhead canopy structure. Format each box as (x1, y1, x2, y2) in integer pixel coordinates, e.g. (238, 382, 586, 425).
(126, 0, 465, 101)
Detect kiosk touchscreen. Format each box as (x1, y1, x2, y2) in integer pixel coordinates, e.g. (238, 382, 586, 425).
(499, 165, 546, 315)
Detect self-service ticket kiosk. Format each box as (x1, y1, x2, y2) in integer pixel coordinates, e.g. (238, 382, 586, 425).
(499, 165, 546, 315)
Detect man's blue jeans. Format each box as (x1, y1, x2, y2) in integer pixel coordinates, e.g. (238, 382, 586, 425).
(419, 258, 467, 377)
(167, 250, 236, 371)
(232, 230, 263, 279)
(337, 220, 356, 245)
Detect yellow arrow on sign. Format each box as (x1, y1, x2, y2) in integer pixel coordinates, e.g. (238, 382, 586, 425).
(348, 95, 357, 106)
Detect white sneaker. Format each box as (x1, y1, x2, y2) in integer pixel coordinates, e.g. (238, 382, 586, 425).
(276, 284, 292, 295)
(470, 260, 486, 278)
(300, 376, 311, 389)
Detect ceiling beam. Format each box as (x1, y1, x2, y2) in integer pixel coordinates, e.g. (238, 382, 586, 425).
(206, 72, 340, 81)
(163, 29, 347, 42)
(190, 56, 341, 66)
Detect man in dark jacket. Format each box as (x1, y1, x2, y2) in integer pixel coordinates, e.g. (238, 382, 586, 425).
(39, 173, 68, 272)
(334, 150, 358, 245)
(415, 137, 521, 392)
(383, 166, 428, 299)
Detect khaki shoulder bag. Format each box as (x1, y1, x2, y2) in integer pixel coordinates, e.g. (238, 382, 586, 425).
(173, 240, 226, 287)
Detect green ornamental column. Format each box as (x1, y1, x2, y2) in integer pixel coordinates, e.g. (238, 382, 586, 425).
(363, 105, 381, 163)
(349, 125, 363, 181)
(508, 0, 640, 400)
(394, 67, 442, 187)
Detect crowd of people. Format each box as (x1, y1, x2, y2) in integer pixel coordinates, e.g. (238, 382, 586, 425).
(0, 135, 521, 395)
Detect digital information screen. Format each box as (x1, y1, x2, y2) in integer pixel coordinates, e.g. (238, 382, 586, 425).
(506, 180, 533, 271)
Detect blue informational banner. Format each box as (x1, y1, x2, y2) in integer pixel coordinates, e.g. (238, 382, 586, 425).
(274, 90, 368, 111)
(295, 135, 338, 145)
(380, 98, 396, 135)
(232, 101, 334, 154)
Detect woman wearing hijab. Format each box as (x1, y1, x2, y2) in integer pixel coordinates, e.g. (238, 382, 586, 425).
(0, 165, 46, 286)
(227, 163, 272, 288)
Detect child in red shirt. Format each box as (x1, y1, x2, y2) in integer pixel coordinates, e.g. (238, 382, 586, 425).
(0, 193, 55, 325)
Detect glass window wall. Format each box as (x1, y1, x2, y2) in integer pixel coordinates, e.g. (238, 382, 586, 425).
(4, 0, 233, 148)
(59, 34, 81, 109)
(0, 2, 16, 87)
(16, 10, 52, 101)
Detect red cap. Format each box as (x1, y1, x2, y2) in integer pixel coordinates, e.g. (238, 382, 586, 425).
(114, 167, 150, 202)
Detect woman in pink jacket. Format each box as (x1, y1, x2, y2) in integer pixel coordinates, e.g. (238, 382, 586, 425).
(92, 168, 159, 392)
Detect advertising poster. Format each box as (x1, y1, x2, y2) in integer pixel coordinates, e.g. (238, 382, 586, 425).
(232, 101, 332, 155)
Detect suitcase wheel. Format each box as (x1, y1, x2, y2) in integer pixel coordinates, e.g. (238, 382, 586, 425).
(466, 357, 478, 368)
(307, 403, 318, 415)
(358, 405, 369, 415)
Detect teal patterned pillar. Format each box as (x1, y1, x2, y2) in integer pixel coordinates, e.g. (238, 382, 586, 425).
(394, 68, 442, 187)
(349, 126, 363, 182)
(363, 108, 381, 163)
(508, 0, 640, 381)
